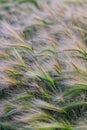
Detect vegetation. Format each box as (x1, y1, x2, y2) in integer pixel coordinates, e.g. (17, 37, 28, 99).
(0, 0, 87, 130)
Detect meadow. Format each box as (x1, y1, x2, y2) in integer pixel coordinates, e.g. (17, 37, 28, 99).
(0, 0, 87, 130)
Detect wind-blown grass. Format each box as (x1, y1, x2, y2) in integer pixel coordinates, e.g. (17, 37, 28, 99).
(0, 0, 87, 130)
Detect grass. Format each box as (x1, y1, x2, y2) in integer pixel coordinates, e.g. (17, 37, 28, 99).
(0, 0, 87, 130)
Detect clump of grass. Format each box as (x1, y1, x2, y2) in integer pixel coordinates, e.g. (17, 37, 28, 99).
(0, 0, 87, 130)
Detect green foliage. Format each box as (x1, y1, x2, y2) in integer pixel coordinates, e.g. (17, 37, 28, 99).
(17, 0, 40, 9)
(0, 0, 87, 130)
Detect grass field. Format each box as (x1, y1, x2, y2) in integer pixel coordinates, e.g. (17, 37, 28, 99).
(0, 0, 87, 130)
